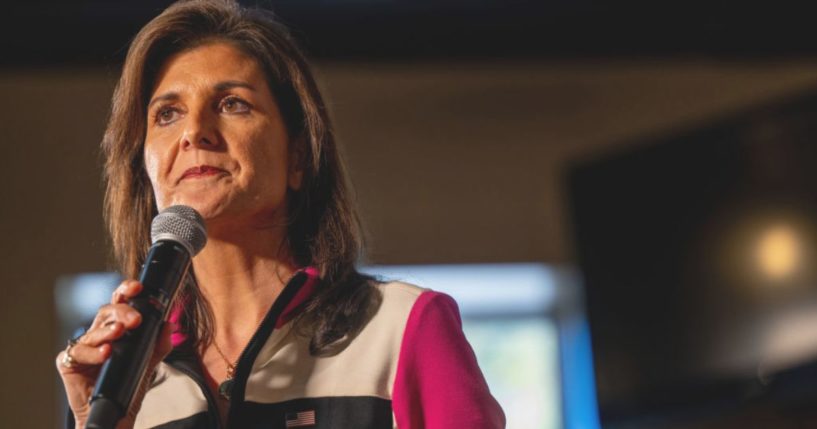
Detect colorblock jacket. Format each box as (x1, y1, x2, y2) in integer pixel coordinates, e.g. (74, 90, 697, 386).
(72, 268, 506, 429)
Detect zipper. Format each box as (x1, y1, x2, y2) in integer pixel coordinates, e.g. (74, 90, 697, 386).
(224, 271, 308, 428)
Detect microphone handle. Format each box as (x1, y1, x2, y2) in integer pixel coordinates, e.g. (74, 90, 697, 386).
(86, 240, 192, 429)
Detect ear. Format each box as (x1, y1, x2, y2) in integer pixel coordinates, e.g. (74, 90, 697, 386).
(287, 139, 305, 191)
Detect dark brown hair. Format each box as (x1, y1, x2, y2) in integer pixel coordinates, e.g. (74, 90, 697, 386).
(102, 0, 377, 355)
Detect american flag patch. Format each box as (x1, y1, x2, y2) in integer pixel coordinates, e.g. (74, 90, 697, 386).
(285, 410, 316, 427)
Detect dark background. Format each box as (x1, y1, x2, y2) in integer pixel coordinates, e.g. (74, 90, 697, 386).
(4, 1, 817, 427)
(569, 92, 817, 428)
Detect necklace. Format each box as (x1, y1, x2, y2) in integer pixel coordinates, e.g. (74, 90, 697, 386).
(212, 341, 238, 401)
(208, 269, 299, 401)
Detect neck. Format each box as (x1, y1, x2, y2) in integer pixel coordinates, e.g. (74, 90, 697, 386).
(191, 223, 297, 351)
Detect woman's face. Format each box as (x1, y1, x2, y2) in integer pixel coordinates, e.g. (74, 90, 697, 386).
(144, 42, 301, 228)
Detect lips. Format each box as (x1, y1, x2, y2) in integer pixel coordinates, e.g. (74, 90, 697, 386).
(180, 165, 227, 181)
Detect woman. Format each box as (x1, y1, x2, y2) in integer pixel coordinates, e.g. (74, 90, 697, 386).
(55, 1, 505, 428)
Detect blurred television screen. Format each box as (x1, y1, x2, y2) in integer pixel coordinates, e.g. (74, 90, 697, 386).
(568, 90, 817, 427)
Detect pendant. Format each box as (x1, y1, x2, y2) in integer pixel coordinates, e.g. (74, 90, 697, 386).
(219, 377, 234, 401)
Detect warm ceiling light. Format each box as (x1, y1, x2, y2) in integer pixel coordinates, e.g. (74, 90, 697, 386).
(756, 225, 800, 280)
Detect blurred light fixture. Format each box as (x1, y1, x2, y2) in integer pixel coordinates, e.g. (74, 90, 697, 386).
(756, 224, 800, 280)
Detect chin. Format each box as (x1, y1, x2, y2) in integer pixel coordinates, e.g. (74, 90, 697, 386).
(159, 194, 230, 221)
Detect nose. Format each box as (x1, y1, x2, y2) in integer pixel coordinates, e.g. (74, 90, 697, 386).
(180, 109, 219, 150)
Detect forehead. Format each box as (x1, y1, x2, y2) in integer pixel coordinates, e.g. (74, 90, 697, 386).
(150, 42, 267, 94)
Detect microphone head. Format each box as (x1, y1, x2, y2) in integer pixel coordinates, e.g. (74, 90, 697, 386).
(150, 205, 208, 256)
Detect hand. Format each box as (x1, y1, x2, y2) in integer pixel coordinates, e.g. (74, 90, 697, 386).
(55, 280, 175, 429)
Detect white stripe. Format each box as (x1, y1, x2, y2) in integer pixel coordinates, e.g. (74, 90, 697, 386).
(245, 282, 424, 403)
(134, 363, 209, 429)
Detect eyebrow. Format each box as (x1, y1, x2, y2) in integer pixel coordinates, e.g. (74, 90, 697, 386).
(147, 80, 257, 109)
(147, 92, 179, 110)
(214, 80, 257, 92)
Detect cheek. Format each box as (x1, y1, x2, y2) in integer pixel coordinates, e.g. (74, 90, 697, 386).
(143, 148, 161, 187)
(142, 144, 170, 207)
(145, 151, 159, 183)
(242, 127, 289, 178)
(238, 138, 290, 209)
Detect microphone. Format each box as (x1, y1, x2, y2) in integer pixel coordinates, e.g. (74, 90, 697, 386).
(85, 205, 207, 429)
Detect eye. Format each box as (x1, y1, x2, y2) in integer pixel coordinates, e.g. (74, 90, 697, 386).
(154, 106, 181, 126)
(219, 96, 251, 114)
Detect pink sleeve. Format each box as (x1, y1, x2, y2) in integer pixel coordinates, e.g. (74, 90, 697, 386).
(392, 291, 506, 429)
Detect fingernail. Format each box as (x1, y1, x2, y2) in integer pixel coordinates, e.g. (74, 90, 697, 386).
(126, 312, 139, 323)
(107, 322, 118, 330)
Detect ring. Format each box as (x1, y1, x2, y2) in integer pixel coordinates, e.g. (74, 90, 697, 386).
(61, 338, 79, 369)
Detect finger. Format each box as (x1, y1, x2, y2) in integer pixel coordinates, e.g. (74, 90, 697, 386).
(111, 280, 143, 304)
(78, 321, 126, 347)
(91, 303, 143, 331)
(56, 343, 110, 374)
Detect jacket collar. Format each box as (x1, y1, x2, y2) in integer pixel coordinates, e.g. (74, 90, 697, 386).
(167, 266, 320, 348)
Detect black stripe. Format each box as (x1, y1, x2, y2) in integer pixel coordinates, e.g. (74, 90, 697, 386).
(151, 411, 211, 429)
(242, 396, 393, 429)
(66, 408, 212, 429)
(227, 271, 310, 427)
